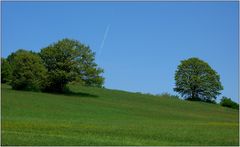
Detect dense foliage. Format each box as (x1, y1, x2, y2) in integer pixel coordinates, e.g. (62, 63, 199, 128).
(10, 50, 47, 91)
(1, 58, 12, 83)
(2, 39, 104, 92)
(40, 38, 104, 92)
(174, 57, 223, 103)
(220, 96, 239, 110)
(74, 44, 104, 87)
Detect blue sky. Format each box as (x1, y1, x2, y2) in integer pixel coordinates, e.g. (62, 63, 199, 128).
(2, 2, 239, 102)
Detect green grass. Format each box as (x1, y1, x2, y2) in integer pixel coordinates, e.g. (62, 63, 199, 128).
(1, 84, 239, 145)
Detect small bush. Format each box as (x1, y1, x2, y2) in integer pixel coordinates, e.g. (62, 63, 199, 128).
(220, 96, 239, 110)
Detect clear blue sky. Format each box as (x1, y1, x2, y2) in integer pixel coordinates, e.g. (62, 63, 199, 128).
(2, 2, 239, 102)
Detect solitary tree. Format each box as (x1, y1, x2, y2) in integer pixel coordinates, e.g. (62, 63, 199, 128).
(10, 49, 47, 91)
(40, 38, 104, 93)
(174, 57, 223, 103)
(1, 58, 12, 83)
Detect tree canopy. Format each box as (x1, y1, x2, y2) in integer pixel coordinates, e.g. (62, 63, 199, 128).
(2, 39, 104, 93)
(174, 57, 223, 103)
(10, 50, 47, 91)
(40, 38, 104, 92)
(1, 58, 12, 83)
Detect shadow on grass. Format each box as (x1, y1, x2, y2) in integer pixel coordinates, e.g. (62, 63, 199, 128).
(3, 83, 99, 98)
(42, 90, 99, 98)
(62, 91, 98, 98)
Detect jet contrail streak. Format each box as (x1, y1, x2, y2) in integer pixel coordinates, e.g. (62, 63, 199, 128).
(98, 24, 111, 58)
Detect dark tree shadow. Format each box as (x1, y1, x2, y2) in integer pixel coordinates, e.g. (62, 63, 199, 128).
(42, 87, 98, 98)
(63, 91, 98, 98)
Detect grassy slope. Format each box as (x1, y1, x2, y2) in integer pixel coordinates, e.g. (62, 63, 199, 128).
(1, 84, 239, 145)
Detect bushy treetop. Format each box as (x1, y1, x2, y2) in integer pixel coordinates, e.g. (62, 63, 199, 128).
(10, 50, 47, 91)
(40, 38, 104, 92)
(174, 57, 223, 103)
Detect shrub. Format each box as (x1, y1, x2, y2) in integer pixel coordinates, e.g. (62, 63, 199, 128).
(220, 96, 239, 110)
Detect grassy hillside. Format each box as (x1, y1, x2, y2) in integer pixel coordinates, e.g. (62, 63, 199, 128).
(1, 84, 239, 145)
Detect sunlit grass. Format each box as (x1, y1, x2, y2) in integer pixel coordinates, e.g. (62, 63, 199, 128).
(1, 84, 239, 145)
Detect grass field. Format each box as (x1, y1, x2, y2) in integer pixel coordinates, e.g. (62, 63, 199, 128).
(1, 84, 239, 145)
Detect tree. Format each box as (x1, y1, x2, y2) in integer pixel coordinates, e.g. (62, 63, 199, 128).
(174, 57, 223, 103)
(74, 43, 104, 87)
(10, 49, 47, 91)
(220, 96, 239, 110)
(1, 58, 12, 83)
(40, 38, 104, 93)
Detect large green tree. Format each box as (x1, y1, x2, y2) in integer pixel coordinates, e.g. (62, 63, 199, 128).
(174, 57, 223, 103)
(1, 58, 12, 83)
(10, 49, 47, 91)
(40, 38, 104, 93)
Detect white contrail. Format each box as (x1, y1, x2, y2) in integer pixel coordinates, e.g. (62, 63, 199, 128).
(98, 24, 111, 58)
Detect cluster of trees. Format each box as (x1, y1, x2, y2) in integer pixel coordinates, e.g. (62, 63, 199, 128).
(174, 57, 238, 109)
(1, 38, 104, 93)
(1, 40, 238, 109)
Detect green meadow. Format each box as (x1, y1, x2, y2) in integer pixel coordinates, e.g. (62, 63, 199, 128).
(1, 84, 239, 146)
